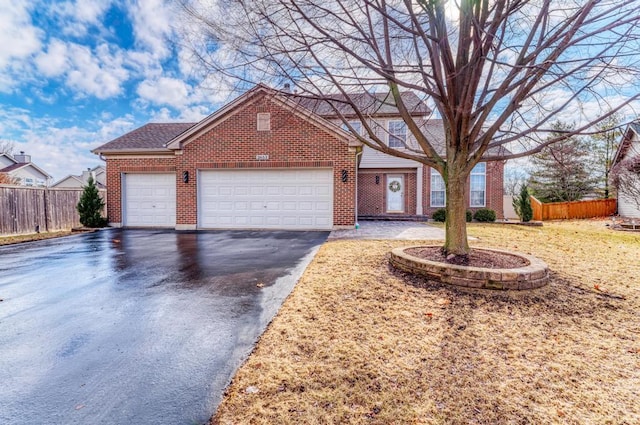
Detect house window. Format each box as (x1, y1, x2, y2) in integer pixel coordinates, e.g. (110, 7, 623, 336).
(388, 120, 407, 148)
(342, 121, 362, 135)
(470, 162, 486, 207)
(257, 113, 271, 131)
(36, 179, 45, 186)
(24, 177, 34, 187)
(430, 168, 445, 207)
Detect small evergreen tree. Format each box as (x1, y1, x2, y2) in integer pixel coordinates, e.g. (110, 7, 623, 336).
(77, 176, 107, 227)
(513, 184, 533, 222)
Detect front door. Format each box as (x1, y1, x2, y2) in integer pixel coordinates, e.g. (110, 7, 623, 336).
(386, 175, 404, 213)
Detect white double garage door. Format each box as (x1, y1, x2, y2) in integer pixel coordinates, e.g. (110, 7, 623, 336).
(123, 169, 334, 230)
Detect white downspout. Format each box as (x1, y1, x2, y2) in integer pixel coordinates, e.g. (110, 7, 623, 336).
(354, 147, 363, 229)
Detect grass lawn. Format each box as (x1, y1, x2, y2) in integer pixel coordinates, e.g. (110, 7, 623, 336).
(0, 231, 74, 246)
(212, 220, 640, 424)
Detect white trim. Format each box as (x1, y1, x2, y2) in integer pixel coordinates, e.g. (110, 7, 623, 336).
(470, 163, 486, 207)
(176, 224, 197, 230)
(430, 168, 445, 207)
(416, 166, 423, 215)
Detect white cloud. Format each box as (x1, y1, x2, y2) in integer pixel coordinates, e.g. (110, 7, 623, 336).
(50, 0, 112, 37)
(137, 77, 191, 108)
(127, 0, 174, 60)
(0, 0, 43, 91)
(64, 42, 128, 99)
(0, 0, 42, 68)
(35, 39, 69, 77)
(0, 109, 136, 181)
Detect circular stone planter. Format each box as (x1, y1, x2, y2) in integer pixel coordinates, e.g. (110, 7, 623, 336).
(390, 246, 549, 290)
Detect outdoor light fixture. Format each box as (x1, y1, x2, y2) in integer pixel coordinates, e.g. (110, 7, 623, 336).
(182, 171, 189, 183)
(341, 169, 348, 182)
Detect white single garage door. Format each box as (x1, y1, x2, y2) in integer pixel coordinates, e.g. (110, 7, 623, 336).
(198, 169, 333, 230)
(123, 173, 176, 227)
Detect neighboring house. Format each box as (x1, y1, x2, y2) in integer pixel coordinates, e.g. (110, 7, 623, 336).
(93, 85, 360, 229)
(612, 122, 640, 218)
(0, 152, 52, 187)
(298, 92, 505, 219)
(52, 165, 106, 188)
(93, 84, 505, 230)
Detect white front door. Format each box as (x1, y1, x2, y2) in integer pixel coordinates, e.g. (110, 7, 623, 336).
(386, 175, 404, 213)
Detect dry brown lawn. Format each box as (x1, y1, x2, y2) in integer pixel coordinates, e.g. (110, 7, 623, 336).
(212, 220, 640, 425)
(0, 231, 74, 245)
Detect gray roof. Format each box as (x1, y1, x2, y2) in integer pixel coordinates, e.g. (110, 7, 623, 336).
(93, 123, 196, 153)
(412, 119, 510, 158)
(296, 91, 430, 118)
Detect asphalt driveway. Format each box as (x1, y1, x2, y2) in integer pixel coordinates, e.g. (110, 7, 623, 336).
(0, 229, 328, 425)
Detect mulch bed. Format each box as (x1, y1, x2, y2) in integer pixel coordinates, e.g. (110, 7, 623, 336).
(405, 246, 529, 268)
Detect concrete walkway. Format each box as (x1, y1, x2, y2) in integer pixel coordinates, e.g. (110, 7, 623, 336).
(329, 220, 446, 240)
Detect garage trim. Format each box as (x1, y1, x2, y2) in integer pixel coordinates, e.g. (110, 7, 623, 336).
(122, 173, 177, 228)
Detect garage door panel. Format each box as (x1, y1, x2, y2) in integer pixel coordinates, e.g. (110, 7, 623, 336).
(198, 169, 333, 230)
(124, 174, 176, 228)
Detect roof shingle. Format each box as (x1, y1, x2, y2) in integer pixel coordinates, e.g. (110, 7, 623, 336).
(295, 91, 430, 118)
(93, 123, 196, 153)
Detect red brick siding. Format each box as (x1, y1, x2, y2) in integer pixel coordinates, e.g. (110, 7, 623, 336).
(357, 170, 416, 215)
(105, 94, 356, 227)
(105, 157, 176, 224)
(356, 161, 504, 219)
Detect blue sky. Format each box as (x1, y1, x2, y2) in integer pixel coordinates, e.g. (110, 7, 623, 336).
(0, 0, 227, 181)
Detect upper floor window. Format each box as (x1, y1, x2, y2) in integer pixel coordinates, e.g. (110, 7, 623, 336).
(430, 168, 445, 207)
(470, 163, 486, 207)
(342, 121, 362, 135)
(24, 177, 34, 187)
(388, 120, 407, 148)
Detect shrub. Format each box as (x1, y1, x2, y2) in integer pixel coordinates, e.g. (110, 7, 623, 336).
(432, 208, 446, 222)
(473, 208, 496, 222)
(77, 176, 107, 228)
(432, 209, 472, 222)
(512, 184, 533, 222)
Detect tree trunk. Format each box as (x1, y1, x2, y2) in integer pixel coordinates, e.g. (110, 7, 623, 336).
(443, 168, 470, 258)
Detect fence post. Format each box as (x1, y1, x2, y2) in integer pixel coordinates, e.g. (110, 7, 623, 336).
(530, 196, 542, 221)
(43, 188, 50, 232)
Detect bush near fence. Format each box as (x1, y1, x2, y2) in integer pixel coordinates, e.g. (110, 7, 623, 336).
(530, 196, 616, 221)
(0, 185, 107, 236)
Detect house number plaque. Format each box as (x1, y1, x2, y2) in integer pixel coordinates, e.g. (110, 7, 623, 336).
(256, 154, 269, 160)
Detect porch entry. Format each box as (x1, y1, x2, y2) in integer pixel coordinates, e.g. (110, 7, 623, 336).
(386, 175, 404, 213)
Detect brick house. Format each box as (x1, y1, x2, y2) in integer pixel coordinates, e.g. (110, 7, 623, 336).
(93, 85, 504, 230)
(93, 85, 360, 230)
(298, 93, 505, 220)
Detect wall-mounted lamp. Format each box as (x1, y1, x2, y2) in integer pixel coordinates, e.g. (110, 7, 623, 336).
(375, 175, 380, 185)
(341, 169, 348, 183)
(182, 171, 189, 184)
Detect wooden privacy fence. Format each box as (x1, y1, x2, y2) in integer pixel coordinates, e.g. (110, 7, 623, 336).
(0, 185, 106, 236)
(530, 196, 617, 221)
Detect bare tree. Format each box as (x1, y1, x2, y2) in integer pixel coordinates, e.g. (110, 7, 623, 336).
(0, 140, 14, 155)
(588, 114, 622, 198)
(180, 0, 640, 258)
(611, 156, 640, 211)
(0, 173, 18, 185)
(504, 167, 528, 197)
